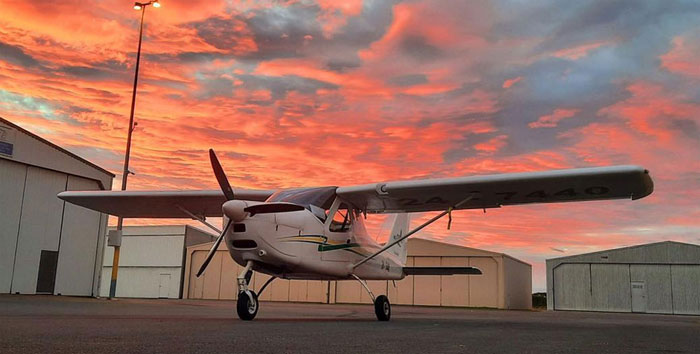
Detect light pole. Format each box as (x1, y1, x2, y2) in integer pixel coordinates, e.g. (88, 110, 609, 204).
(109, 0, 161, 299)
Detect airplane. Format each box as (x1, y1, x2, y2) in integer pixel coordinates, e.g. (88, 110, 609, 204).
(58, 149, 654, 321)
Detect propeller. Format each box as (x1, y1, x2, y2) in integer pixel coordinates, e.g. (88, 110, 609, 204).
(210, 148, 234, 201)
(196, 149, 306, 277)
(196, 219, 232, 277)
(197, 149, 235, 277)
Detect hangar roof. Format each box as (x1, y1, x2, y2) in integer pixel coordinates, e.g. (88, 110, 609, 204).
(0, 117, 114, 189)
(546, 241, 700, 265)
(407, 238, 530, 266)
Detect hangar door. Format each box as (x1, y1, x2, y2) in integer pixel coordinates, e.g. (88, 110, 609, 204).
(553, 263, 700, 315)
(187, 250, 329, 303)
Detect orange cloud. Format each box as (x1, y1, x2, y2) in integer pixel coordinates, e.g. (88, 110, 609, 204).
(474, 134, 508, 153)
(661, 35, 700, 78)
(529, 108, 579, 128)
(502, 76, 522, 89)
(552, 41, 612, 60)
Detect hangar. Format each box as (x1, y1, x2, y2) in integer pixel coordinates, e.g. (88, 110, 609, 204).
(100, 225, 214, 298)
(547, 241, 700, 315)
(0, 117, 113, 296)
(184, 237, 532, 309)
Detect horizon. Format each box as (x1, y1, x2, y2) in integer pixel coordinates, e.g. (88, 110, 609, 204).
(2, 0, 699, 292)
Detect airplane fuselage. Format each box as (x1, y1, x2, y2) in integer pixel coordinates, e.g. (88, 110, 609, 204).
(224, 207, 405, 281)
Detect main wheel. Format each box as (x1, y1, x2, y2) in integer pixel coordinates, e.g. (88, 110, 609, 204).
(236, 290, 258, 321)
(374, 295, 391, 321)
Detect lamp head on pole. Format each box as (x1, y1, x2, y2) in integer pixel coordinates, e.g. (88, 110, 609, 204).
(133, 1, 161, 10)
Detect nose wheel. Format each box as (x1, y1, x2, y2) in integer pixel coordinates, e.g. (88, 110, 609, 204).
(236, 290, 258, 321)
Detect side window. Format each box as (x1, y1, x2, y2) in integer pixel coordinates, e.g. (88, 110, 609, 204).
(328, 204, 351, 232)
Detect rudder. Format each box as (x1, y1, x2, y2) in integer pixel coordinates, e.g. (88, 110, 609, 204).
(387, 213, 410, 265)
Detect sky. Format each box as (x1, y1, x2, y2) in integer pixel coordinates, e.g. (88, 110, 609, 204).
(1, 0, 699, 291)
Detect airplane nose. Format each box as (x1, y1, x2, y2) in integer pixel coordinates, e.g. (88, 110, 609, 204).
(222, 200, 248, 222)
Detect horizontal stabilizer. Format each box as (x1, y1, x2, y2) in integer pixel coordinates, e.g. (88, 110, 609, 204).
(403, 267, 482, 276)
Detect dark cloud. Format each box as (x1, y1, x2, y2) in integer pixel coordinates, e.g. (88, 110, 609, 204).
(319, 0, 397, 72)
(242, 3, 324, 60)
(223, 151, 252, 160)
(60, 66, 111, 79)
(669, 119, 699, 140)
(538, 0, 700, 52)
(191, 16, 252, 51)
(325, 58, 361, 73)
(59, 59, 128, 80)
(332, 0, 397, 46)
(0, 41, 40, 67)
(400, 35, 443, 61)
(194, 72, 338, 101)
(194, 77, 234, 99)
(387, 74, 428, 87)
(235, 74, 339, 100)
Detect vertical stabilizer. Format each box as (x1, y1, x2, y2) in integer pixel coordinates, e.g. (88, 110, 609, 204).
(388, 213, 410, 265)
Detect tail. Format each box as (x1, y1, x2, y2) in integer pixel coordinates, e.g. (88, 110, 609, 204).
(387, 213, 410, 265)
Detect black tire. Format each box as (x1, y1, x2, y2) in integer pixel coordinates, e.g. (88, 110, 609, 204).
(236, 290, 258, 321)
(374, 295, 391, 321)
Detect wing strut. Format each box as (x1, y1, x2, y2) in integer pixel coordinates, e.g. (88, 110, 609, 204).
(175, 204, 222, 234)
(352, 196, 474, 269)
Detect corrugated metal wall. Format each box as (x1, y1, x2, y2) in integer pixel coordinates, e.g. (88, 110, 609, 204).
(55, 176, 106, 296)
(671, 265, 700, 315)
(101, 234, 186, 299)
(0, 159, 108, 296)
(10, 167, 67, 294)
(552, 263, 700, 315)
(0, 159, 26, 293)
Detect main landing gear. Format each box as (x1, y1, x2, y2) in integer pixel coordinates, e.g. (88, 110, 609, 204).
(353, 275, 391, 321)
(235, 261, 276, 321)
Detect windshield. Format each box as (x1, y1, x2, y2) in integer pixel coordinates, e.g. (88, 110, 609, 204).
(266, 186, 337, 210)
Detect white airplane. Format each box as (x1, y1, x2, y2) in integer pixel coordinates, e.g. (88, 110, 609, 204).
(58, 150, 654, 321)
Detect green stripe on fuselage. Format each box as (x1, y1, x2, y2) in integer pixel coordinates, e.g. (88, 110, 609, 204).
(317, 243, 360, 252)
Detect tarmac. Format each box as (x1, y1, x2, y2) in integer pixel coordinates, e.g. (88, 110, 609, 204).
(1, 294, 699, 354)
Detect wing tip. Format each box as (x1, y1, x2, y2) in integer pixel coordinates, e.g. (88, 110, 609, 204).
(632, 168, 654, 200)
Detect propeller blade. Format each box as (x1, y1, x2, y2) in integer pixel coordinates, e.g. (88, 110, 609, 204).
(196, 219, 232, 277)
(244, 203, 305, 216)
(209, 149, 235, 201)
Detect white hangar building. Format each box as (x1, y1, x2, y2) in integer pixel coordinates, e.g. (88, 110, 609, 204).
(184, 238, 532, 309)
(0, 117, 113, 296)
(547, 241, 700, 315)
(100, 225, 214, 299)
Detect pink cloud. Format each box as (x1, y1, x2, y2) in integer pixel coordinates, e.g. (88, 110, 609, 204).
(529, 108, 579, 128)
(474, 134, 508, 153)
(502, 76, 522, 89)
(661, 34, 700, 78)
(552, 41, 612, 60)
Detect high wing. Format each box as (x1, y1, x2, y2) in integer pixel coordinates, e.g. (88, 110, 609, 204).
(57, 189, 275, 218)
(337, 165, 653, 213)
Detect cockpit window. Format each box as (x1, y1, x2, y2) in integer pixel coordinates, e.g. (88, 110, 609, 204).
(329, 203, 351, 232)
(266, 186, 337, 213)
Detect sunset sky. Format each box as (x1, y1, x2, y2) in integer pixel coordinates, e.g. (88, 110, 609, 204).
(2, 0, 699, 291)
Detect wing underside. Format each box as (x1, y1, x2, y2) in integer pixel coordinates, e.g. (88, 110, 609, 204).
(337, 165, 653, 213)
(57, 189, 275, 218)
